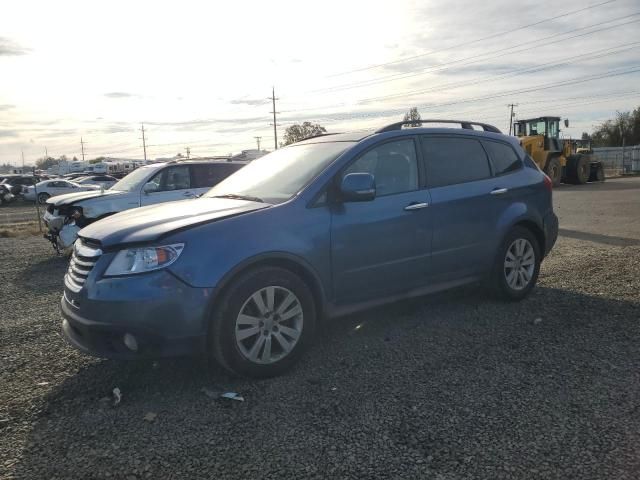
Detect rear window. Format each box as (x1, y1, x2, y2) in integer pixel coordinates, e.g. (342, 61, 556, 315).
(421, 136, 491, 188)
(483, 141, 522, 175)
(191, 163, 244, 188)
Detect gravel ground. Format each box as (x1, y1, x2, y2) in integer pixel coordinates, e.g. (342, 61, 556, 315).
(1, 178, 640, 480)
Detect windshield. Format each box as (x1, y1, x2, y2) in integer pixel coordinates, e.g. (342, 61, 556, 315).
(111, 167, 155, 192)
(205, 142, 351, 204)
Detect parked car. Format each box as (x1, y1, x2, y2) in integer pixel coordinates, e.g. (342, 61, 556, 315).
(44, 159, 247, 253)
(60, 120, 558, 378)
(0, 184, 15, 205)
(0, 175, 41, 195)
(74, 175, 118, 189)
(24, 179, 101, 204)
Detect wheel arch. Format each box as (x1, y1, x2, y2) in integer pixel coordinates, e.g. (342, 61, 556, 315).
(512, 219, 545, 255)
(204, 252, 328, 329)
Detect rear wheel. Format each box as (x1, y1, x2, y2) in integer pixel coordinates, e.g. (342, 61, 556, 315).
(210, 266, 316, 378)
(544, 157, 562, 187)
(492, 227, 541, 301)
(37, 192, 50, 204)
(595, 164, 605, 182)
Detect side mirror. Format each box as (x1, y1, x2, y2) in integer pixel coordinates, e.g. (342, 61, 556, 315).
(564, 119, 569, 128)
(340, 173, 376, 202)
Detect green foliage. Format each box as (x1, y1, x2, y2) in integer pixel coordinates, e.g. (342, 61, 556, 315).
(35, 156, 58, 170)
(282, 122, 327, 146)
(591, 107, 640, 147)
(403, 107, 421, 127)
(89, 157, 105, 164)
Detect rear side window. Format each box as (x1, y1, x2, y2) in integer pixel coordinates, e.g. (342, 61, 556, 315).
(191, 163, 243, 188)
(483, 141, 522, 175)
(421, 136, 491, 187)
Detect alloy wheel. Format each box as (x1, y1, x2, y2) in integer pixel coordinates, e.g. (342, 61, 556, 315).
(235, 286, 303, 364)
(504, 238, 535, 291)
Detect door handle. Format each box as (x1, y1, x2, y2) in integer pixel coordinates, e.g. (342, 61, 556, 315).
(404, 202, 429, 211)
(490, 188, 508, 195)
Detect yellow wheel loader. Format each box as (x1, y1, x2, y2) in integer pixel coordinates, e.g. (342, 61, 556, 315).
(513, 116, 604, 186)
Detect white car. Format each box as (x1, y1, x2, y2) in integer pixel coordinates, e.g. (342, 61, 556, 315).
(43, 160, 247, 252)
(24, 179, 101, 204)
(74, 175, 118, 189)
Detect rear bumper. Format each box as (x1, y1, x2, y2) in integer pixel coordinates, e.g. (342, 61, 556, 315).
(543, 211, 559, 256)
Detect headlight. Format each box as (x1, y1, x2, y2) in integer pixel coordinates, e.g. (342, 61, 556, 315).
(104, 243, 184, 276)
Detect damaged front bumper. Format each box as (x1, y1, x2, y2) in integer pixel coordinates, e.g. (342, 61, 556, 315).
(43, 210, 81, 254)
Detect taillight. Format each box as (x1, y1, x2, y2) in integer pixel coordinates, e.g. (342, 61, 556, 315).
(543, 174, 553, 192)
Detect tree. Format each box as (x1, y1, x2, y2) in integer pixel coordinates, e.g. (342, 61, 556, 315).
(403, 107, 421, 127)
(581, 132, 591, 141)
(282, 122, 327, 146)
(35, 156, 58, 170)
(89, 156, 106, 164)
(591, 106, 640, 147)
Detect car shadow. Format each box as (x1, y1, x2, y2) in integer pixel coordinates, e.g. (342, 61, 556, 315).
(558, 228, 640, 247)
(10, 286, 640, 479)
(17, 255, 69, 294)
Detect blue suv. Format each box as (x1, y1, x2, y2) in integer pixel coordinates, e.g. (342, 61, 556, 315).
(61, 120, 558, 377)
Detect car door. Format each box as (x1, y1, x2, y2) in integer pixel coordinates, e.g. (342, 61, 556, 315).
(190, 163, 244, 196)
(140, 165, 193, 206)
(331, 137, 432, 304)
(421, 135, 502, 281)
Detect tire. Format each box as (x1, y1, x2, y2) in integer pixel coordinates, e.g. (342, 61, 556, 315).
(544, 156, 562, 187)
(595, 165, 605, 182)
(210, 266, 317, 378)
(492, 226, 541, 301)
(565, 155, 589, 185)
(37, 192, 50, 204)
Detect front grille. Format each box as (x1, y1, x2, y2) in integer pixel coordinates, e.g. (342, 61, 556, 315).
(64, 239, 102, 293)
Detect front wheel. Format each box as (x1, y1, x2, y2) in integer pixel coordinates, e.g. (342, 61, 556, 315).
(37, 192, 50, 204)
(210, 266, 316, 378)
(492, 227, 541, 301)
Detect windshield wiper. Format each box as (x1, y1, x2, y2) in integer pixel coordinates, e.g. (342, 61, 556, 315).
(211, 193, 264, 203)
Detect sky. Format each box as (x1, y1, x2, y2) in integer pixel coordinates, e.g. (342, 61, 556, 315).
(0, 0, 639, 166)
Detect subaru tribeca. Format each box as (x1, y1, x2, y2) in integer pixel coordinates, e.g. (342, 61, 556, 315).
(60, 120, 558, 377)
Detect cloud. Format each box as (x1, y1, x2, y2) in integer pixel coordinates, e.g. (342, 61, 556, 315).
(229, 97, 269, 106)
(104, 92, 138, 99)
(0, 104, 15, 111)
(0, 37, 29, 56)
(0, 129, 19, 138)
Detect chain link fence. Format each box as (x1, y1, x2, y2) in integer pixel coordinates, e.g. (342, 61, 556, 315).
(592, 145, 640, 177)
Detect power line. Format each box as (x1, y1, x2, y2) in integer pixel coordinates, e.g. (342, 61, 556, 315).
(357, 40, 640, 104)
(304, 14, 640, 99)
(327, 0, 617, 77)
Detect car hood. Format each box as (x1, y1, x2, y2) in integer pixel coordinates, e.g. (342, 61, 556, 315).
(78, 197, 270, 247)
(46, 189, 124, 206)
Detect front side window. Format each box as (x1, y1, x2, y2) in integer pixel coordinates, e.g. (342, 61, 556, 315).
(421, 136, 491, 188)
(483, 141, 522, 176)
(344, 139, 419, 196)
(147, 166, 191, 192)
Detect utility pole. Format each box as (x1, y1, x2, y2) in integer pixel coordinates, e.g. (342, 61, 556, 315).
(186, 147, 191, 159)
(507, 103, 518, 136)
(140, 123, 148, 162)
(254, 136, 262, 151)
(80, 137, 86, 162)
(269, 87, 280, 150)
(21, 150, 25, 170)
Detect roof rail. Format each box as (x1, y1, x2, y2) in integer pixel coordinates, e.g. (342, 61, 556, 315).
(375, 119, 502, 134)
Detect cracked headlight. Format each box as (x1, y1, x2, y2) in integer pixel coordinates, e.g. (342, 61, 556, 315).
(104, 243, 185, 276)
